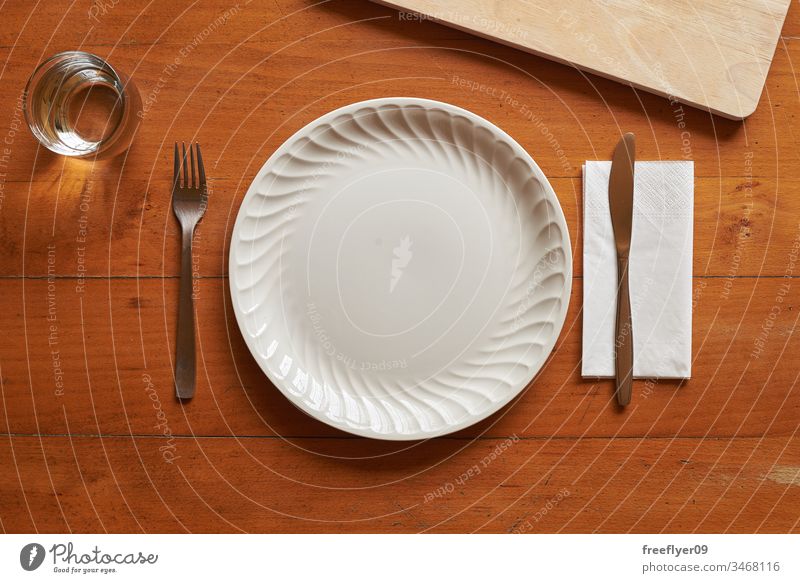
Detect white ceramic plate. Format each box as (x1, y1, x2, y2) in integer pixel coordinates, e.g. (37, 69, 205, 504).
(230, 98, 572, 440)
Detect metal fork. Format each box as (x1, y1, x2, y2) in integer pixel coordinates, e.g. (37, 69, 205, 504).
(172, 142, 207, 400)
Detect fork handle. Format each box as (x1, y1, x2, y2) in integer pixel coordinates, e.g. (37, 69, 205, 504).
(175, 223, 197, 400)
(614, 255, 633, 406)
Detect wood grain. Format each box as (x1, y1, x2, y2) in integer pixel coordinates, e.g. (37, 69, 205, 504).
(1, 435, 798, 533)
(371, 0, 793, 119)
(0, 0, 799, 533)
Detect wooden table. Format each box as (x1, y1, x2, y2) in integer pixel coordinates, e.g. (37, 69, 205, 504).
(1, 0, 799, 534)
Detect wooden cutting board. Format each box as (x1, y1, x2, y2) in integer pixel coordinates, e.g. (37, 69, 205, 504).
(371, 0, 792, 119)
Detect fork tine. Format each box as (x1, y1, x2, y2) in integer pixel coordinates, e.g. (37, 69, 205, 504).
(182, 142, 188, 188)
(173, 142, 180, 188)
(196, 143, 206, 187)
(189, 143, 196, 188)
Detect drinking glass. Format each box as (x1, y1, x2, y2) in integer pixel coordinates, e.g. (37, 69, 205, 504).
(23, 51, 141, 158)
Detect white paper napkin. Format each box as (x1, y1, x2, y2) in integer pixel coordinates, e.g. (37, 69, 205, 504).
(582, 161, 694, 379)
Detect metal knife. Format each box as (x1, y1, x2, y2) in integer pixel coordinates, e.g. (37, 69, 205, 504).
(608, 133, 636, 406)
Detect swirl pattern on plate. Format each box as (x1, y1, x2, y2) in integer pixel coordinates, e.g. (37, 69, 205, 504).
(230, 98, 572, 440)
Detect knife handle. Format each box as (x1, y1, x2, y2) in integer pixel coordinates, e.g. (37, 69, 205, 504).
(615, 255, 634, 406)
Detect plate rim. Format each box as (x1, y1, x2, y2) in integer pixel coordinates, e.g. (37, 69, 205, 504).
(229, 96, 573, 440)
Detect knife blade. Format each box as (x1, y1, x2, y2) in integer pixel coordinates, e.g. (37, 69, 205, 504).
(608, 132, 636, 406)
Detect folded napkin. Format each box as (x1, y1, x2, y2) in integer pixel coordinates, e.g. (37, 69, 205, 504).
(582, 161, 694, 379)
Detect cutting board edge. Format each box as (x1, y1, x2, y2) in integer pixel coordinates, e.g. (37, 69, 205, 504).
(370, 0, 786, 120)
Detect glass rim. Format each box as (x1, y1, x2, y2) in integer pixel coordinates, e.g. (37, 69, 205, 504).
(23, 50, 135, 158)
